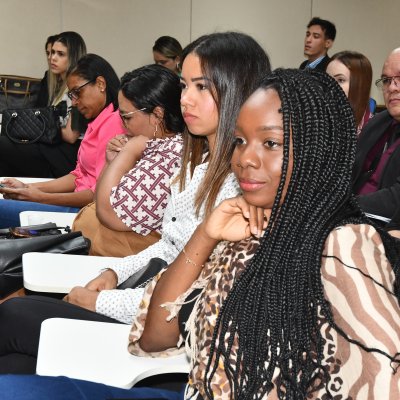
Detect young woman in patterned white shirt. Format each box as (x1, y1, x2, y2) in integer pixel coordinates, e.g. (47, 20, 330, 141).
(0, 32, 271, 374)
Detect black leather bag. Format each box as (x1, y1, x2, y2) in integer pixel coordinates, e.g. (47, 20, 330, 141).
(0, 75, 42, 111)
(0, 224, 90, 298)
(1, 105, 63, 145)
(117, 258, 167, 289)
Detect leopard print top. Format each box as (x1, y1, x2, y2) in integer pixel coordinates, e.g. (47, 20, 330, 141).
(129, 224, 400, 399)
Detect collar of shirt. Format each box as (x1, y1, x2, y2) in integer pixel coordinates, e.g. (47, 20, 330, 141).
(86, 103, 116, 134)
(306, 55, 326, 69)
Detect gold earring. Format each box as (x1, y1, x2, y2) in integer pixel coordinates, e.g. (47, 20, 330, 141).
(153, 124, 158, 138)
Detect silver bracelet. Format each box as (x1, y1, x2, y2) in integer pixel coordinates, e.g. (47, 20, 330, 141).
(182, 247, 204, 268)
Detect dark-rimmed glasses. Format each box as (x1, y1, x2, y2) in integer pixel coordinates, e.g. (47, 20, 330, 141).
(119, 108, 146, 126)
(67, 80, 95, 100)
(375, 76, 400, 90)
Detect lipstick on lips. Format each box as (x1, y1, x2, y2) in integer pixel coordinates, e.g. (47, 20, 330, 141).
(183, 112, 196, 124)
(238, 178, 265, 192)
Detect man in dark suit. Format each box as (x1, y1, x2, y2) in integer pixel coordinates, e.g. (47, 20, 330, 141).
(299, 17, 336, 72)
(353, 48, 400, 228)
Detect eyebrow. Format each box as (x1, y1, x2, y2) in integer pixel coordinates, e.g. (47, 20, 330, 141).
(257, 125, 284, 132)
(180, 76, 211, 83)
(235, 125, 284, 133)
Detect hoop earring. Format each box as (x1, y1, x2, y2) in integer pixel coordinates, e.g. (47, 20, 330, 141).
(153, 124, 158, 138)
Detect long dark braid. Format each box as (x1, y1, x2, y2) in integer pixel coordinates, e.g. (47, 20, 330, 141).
(204, 69, 400, 399)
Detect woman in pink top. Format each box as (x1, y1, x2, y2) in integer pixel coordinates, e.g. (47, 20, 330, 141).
(0, 54, 124, 228)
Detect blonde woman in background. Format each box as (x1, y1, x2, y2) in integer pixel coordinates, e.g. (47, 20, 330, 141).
(152, 35, 182, 75)
(0, 31, 87, 178)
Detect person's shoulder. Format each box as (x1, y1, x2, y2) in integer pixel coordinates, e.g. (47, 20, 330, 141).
(325, 223, 384, 252)
(95, 107, 123, 132)
(317, 55, 330, 71)
(364, 109, 392, 128)
(357, 110, 392, 142)
(299, 60, 308, 69)
(323, 223, 391, 283)
(152, 134, 183, 151)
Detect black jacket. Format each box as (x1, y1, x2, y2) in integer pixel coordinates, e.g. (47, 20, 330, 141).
(299, 55, 331, 72)
(352, 110, 400, 226)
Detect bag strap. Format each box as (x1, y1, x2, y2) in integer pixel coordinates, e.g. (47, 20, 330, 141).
(0, 75, 41, 107)
(0, 77, 9, 107)
(5, 110, 47, 144)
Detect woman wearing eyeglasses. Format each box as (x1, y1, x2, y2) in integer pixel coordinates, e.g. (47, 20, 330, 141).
(0, 54, 124, 228)
(72, 64, 184, 257)
(0, 31, 87, 179)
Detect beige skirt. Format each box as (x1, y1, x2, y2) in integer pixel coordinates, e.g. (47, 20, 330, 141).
(72, 202, 161, 257)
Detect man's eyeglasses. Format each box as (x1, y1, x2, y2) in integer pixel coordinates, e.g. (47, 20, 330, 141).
(67, 80, 95, 100)
(119, 108, 146, 125)
(375, 76, 400, 90)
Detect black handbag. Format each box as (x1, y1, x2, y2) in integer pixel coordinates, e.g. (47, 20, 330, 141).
(0, 223, 90, 298)
(0, 74, 42, 111)
(1, 102, 67, 145)
(117, 258, 167, 289)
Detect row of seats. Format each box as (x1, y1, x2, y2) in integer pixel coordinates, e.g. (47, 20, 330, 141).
(8, 175, 190, 388)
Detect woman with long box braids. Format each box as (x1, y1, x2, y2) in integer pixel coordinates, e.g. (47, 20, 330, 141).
(130, 68, 400, 399)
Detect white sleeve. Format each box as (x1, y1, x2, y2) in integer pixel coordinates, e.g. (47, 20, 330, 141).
(96, 287, 145, 324)
(110, 236, 179, 285)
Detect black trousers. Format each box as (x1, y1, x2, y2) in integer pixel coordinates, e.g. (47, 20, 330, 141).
(0, 295, 122, 374)
(0, 136, 80, 178)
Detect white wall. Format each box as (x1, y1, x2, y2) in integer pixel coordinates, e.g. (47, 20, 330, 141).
(0, 0, 399, 102)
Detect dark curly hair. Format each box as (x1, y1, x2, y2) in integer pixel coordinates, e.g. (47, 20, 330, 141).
(204, 68, 400, 399)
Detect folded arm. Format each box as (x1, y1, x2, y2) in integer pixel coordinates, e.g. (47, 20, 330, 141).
(95, 135, 148, 231)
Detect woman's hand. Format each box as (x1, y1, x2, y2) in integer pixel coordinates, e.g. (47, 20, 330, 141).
(85, 269, 118, 291)
(105, 134, 129, 163)
(0, 185, 45, 202)
(204, 196, 270, 242)
(63, 286, 99, 311)
(0, 178, 26, 189)
(119, 135, 149, 157)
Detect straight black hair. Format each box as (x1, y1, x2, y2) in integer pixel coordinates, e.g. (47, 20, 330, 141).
(120, 64, 184, 134)
(69, 53, 120, 111)
(308, 17, 336, 41)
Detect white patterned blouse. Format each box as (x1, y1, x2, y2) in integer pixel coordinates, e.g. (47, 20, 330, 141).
(95, 160, 240, 324)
